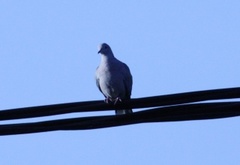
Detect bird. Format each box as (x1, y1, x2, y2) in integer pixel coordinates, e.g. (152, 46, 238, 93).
(95, 43, 133, 115)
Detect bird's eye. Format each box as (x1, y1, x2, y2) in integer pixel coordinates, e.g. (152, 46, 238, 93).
(105, 46, 108, 49)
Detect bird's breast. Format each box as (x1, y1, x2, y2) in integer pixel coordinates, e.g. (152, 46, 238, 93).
(98, 68, 125, 99)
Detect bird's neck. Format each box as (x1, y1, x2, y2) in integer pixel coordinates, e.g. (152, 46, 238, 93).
(100, 53, 115, 64)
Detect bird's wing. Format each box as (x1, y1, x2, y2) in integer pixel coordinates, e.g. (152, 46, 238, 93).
(121, 63, 133, 98)
(95, 66, 104, 95)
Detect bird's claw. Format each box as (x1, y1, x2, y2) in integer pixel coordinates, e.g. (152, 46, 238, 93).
(104, 98, 112, 104)
(114, 97, 122, 105)
(104, 97, 122, 105)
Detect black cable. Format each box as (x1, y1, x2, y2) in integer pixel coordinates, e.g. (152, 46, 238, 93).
(0, 102, 240, 136)
(0, 87, 240, 121)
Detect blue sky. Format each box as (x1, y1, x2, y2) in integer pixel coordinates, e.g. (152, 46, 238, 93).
(0, 1, 240, 164)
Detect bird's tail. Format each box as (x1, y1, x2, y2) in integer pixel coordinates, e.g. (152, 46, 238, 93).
(115, 109, 132, 115)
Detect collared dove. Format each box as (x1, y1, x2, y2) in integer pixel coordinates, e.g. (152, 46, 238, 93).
(95, 43, 133, 115)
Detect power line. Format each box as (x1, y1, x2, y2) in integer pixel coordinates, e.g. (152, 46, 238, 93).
(0, 87, 240, 136)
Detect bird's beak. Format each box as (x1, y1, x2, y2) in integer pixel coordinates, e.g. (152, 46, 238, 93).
(98, 47, 103, 54)
(98, 48, 102, 54)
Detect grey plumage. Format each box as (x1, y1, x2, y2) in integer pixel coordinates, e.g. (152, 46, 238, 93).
(95, 43, 133, 115)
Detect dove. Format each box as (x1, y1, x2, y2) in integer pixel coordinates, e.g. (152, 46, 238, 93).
(95, 43, 133, 115)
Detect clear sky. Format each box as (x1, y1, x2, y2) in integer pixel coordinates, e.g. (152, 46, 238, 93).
(0, 1, 240, 164)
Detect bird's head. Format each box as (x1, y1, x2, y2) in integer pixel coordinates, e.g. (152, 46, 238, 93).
(98, 43, 112, 55)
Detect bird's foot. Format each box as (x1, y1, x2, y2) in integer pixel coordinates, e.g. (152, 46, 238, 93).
(104, 97, 123, 105)
(104, 97, 112, 104)
(113, 97, 122, 105)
